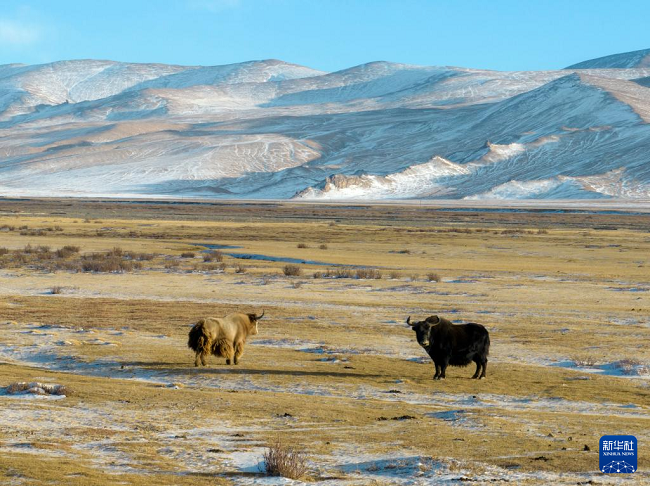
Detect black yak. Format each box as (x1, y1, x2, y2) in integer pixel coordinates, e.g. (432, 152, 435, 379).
(188, 311, 263, 367)
(407, 315, 489, 380)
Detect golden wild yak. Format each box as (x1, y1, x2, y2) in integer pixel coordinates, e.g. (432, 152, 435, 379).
(407, 315, 490, 380)
(188, 311, 264, 367)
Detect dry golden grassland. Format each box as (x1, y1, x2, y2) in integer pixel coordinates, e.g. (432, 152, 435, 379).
(0, 199, 648, 484)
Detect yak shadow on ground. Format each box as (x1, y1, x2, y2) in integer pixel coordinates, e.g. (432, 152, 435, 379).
(120, 361, 382, 379)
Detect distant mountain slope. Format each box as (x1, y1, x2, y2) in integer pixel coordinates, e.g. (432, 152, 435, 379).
(1, 50, 649, 200)
(0, 59, 324, 119)
(294, 74, 650, 200)
(566, 48, 650, 69)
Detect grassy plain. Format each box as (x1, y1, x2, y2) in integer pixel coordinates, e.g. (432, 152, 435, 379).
(0, 199, 648, 484)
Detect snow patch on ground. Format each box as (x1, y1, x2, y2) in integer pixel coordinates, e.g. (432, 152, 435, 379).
(551, 359, 650, 378)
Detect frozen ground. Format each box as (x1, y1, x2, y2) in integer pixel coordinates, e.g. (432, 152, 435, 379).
(1, 321, 648, 415)
(1, 318, 648, 484)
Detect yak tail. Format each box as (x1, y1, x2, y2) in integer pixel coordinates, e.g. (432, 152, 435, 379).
(188, 319, 210, 354)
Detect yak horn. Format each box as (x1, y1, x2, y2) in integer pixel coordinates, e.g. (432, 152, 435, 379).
(255, 310, 265, 320)
(406, 316, 412, 326)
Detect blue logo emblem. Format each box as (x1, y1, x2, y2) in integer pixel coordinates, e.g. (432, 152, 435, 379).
(600, 435, 637, 473)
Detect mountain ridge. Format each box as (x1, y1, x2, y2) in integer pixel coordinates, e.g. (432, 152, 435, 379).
(1, 49, 649, 201)
(566, 48, 650, 69)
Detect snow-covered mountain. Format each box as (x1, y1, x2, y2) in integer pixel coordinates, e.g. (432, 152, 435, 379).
(1, 50, 650, 200)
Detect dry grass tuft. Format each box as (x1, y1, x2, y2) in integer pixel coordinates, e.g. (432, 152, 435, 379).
(312, 267, 383, 279)
(573, 355, 599, 367)
(55, 245, 80, 258)
(262, 438, 308, 479)
(319, 244, 328, 250)
(0, 245, 85, 272)
(355, 268, 382, 280)
(124, 251, 155, 261)
(296, 243, 309, 249)
(164, 260, 180, 270)
(6, 382, 29, 394)
(614, 359, 645, 375)
(180, 252, 195, 258)
(6, 382, 71, 396)
(426, 272, 441, 282)
(203, 250, 223, 263)
(0, 245, 157, 273)
(322, 268, 352, 279)
(194, 262, 226, 272)
(283, 264, 302, 277)
(0, 245, 155, 273)
(81, 252, 142, 273)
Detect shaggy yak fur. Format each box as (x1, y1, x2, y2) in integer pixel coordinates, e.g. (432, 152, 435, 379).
(407, 315, 490, 380)
(188, 311, 263, 366)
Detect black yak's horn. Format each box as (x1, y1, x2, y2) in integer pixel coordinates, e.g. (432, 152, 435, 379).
(406, 316, 412, 326)
(255, 310, 265, 320)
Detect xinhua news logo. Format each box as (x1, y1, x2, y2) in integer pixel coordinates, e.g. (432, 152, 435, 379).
(600, 435, 637, 474)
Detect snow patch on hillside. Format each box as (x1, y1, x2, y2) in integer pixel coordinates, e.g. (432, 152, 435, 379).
(466, 169, 650, 200)
(578, 168, 650, 198)
(294, 157, 468, 200)
(295, 134, 566, 200)
(466, 178, 588, 200)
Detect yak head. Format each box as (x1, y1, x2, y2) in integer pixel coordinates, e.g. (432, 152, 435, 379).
(246, 310, 265, 335)
(406, 315, 440, 348)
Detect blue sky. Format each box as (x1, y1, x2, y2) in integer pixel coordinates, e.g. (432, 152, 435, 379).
(1, 0, 649, 72)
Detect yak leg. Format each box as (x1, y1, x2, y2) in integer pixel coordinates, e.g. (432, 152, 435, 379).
(439, 360, 449, 379)
(226, 342, 235, 365)
(234, 342, 244, 365)
(217, 340, 234, 365)
(479, 359, 487, 379)
(433, 363, 441, 380)
(195, 350, 208, 367)
(471, 359, 481, 379)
